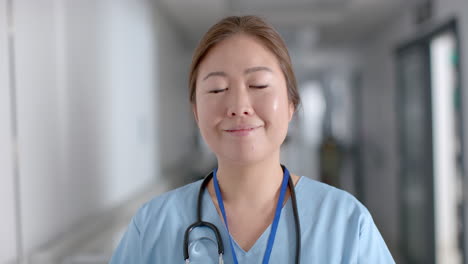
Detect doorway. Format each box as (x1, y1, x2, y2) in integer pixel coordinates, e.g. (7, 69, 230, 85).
(396, 20, 465, 264)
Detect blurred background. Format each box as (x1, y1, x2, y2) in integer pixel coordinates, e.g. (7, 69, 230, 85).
(1, 0, 467, 263)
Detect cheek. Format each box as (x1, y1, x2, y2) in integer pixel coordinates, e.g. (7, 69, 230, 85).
(256, 92, 290, 124)
(196, 98, 221, 132)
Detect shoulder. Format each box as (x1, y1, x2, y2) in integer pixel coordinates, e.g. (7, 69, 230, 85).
(298, 176, 368, 210)
(296, 176, 372, 225)
(132, 180, 203, 229)
(110, 180, 206, 263)
(296, 177, 395, 261)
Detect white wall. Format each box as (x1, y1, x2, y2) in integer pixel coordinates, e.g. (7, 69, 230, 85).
(358, 16, 410, 261)
(1, 0, 178, 262)
(99, 0, 159, 207)
(0, 0, 18, 262)
(359, 0, 468, 261)
(156, 17, 196, 175)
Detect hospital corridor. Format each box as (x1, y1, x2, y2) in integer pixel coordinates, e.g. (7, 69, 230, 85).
(1, 0, 468, 263)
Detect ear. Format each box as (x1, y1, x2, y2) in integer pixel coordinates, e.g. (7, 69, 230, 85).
(288, 102, 295, 122)
(192, 103, 199, 124)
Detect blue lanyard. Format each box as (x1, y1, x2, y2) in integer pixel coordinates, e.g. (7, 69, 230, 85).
(213, 168, 290, 264)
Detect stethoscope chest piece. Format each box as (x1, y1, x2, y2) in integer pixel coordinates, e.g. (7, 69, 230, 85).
(185, 253, 223, 264)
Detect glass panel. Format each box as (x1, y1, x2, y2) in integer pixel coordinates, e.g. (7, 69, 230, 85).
(398, 44, 435, 264)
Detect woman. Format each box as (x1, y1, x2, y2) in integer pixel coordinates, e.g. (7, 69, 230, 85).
(110, 15, 395, 263)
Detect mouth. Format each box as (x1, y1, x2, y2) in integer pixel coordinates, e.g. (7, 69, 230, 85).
(224, 125, 262, 136)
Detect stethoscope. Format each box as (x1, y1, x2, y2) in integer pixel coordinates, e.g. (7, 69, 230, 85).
(183, 165, 301, 264)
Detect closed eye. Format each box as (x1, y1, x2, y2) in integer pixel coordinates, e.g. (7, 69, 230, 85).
(250, 85, 268, 89)
(209, 88, 228, 94)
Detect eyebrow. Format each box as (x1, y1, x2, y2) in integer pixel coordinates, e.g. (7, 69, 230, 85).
(202, 66, 273, 81)
(203, 71, 226, 81)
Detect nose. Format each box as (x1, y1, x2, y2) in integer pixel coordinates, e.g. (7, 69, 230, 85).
(226, 85, 254, 117)
(228, 108, 253, 117)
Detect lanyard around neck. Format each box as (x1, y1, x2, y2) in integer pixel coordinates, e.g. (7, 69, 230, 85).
(212, 168, 290, 264)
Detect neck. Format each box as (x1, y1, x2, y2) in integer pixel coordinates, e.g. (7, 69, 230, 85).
(214, 154, 284, 206)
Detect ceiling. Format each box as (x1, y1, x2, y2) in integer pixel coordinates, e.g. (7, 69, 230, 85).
(158, 0, 417, 48)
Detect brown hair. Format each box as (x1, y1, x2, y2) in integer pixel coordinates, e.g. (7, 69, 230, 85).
(188, 15, 301, 112)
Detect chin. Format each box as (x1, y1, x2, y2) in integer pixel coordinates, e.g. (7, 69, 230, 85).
(218, 146, 274, 166)
(227, 155, 265, 166)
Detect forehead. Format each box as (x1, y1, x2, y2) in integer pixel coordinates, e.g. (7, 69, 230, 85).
(197, 34, 281, 77)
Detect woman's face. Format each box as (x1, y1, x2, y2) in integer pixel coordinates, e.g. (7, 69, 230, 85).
(194, 34, 294, 165)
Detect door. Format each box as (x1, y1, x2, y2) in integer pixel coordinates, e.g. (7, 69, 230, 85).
(396, 20, 464, 264)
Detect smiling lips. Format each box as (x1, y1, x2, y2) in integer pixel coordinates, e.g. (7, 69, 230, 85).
(224, 125, 262, 136)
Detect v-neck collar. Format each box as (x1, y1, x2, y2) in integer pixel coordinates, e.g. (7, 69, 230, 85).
(201, 176, 304, 256)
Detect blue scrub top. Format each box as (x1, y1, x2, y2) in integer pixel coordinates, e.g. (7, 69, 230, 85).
(110, 176, 395, 263)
